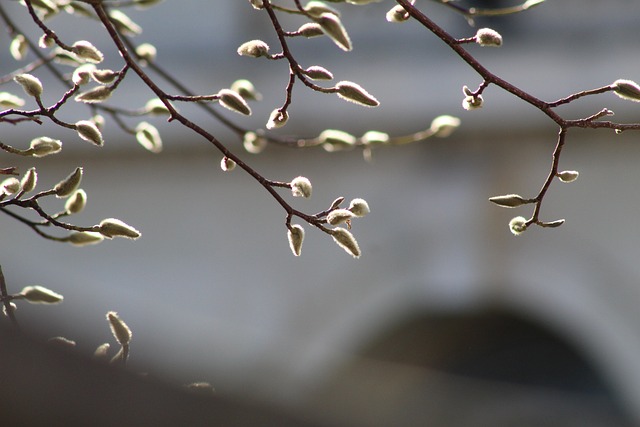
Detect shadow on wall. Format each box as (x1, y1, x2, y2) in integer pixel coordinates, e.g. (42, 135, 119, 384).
(307, 307, 635, 427)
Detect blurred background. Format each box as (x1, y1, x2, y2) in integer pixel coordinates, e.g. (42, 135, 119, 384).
(2, 1, 640, 425)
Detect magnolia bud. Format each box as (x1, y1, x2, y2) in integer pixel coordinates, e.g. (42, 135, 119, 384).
(489, 194, 527, 208)
(291, 176, 312, 198)
(303, 65, 334, 81)
(331, 227, 361, 258)
(430, 115, 461, 137)
(109, 10, 142, 36)
(135, 43, 157, 64)
(220, 156, 236, 172)
(91, 69, 119, 84)
(75, 85, 112, 103)
(65, 189, 87, 214)
(29, 137, 62, 157)
(319, 129, 356, 152)
(20, 167, 37, 193)
(315, 13, 352, 51)
(462, 95, 483, 110)
(287, 224, 305, 256)
(1, 178, 20, 195)
(99, 218, 141, 239)
(75, 120, 104, 146)
(557, 170, 579, 183)
(67, 231, 104, 246)
(386, 5, 410, 23)
(135, 122, 162, 153)
(2, 302, 17, 317)
(327, 208, 356, 225)
(237, 40, 270, 58)
(361, 131, 389, 146)
(509, 216, 527, 236)
(249, 0, 264, 9)
(348, 198, 370, 217)
(107, 311, 132, 346)
(305, 1, 340, 17)
(612, 79, 640, 103)
(19, 285, 63, 304)
(72, 64, 96, 85)
(72, 40, 104, 63)
(10, 34, 27, 61)
(475, 28, 503, 47)
(144, 98, 171, 115)
(39, 33, 55, 49)
(93, 343, 111, 362)
(0, 92, 25, 108)
(14, 73, 43, 97)
(29, 0, 58, 13)
(541, 219, 565, 228)
(217, 89, 251, 116)
(335, 81, 379, 107)
(230, 79, 262, 101)
(243, 131, 267, 154)
(266, 109, 288, 129)
(54, 167, 83, 198)
(297, 23, 324, 38)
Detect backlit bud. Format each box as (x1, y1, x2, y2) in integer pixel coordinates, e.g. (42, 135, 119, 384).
(1, 178, 20, 195)
(305, 2, 340, 17)
(303, 65, 334, 81)
(91, 69, 119, 84)
(249, 0, 264, 9)
(509, 216, 527, 236)
(287, 224, 305, 256)
(29, 137, 62, 157)
(99, 218, 141, 239)
(3, 302, 17, 317)
(65, 189, 87, 214)
(541, 219, 565, 228)
(109, 10, 142, 36)
(75, 120, 104, 146)
(386, 5, 410, 22)
(243, 131, 267, 154)
(489, 194, 527, 208)
(0, 92, 25, 108)
(38, 33, 55, 49)
(72, 40, 104, 63)
(612, 79, 640, 102)
(319, 129, 356, 152)
(315, 13, 352, 51)
(297, 23, 324, 38)
(335, 81, 379, 107)
(217, 89, 252, 115)
(144, 98, 171, 115)
(14, 73, 43, 97)
(361, 130, 389, 146)
(94, 343, 110, 362)
(557, 170, 579, 183)
(135, 122, 162, 153)
(220, 156, 236, 172)
(327, 208, 356, 225)
(291, 176, 312, 198)
(54, 167, 82, 198)
(72, 64, 96, 85)
(10, 34, 27, 60)
(522, 0, 545, 9)
(107, 311, 132, 346)
(475, 28, 503, 47)
(430, 115, 461, 137)
(75, 85, 112, 103)
(462, 95, 483, 110)
(20, 167, 37, 193)
(266, 109, 289, 129)
(348, 198, 370, 217)
(67, 231, 104, 246)
(135, 43, 157, 64)
(230, 79, 262, 101)
(19, 286, 63, 304)
(331, 227, 361, 258)
(237, 40, 270, 58)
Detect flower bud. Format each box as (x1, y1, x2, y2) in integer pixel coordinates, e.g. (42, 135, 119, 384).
(217, 89, 252, 116)
(10, 34, 27, 61)
(109, 10, 142, 36)
(72, 40, 104, 63)
(331, 227, 361, 258)
(230, 79, 262, 101)
(361, 131, 389, 146)
(107, 311, 132, 346)
(75, 85, 112, 103)
(67, 231, 104, 246)
(287, 224, 305, 256)
(135, 122, 162, 153)
(297, 23, 324, 38)
(91, 69, 119, 84)
(348, 198, 370, 217)
(430, 115, 461, 137)
(220, 156, 236, 171)
(20, 167, 37, 193)
(314, 13, 352, 51)
(319, 129, 356, 152)
(249, 0, 264, 9)
(65, 189, 87, 214)
(335, 81, 379, 107)
(475, 28, 503, 47)
(291, 176, 312, 198)
(303, 65, 334, 81)
(136, 43, 157, 64)
(386, 5, 410, 23)
(29, 137, 62, 157)
(327, 208, 356, 225)
(99, 218, 141, 239)
(509, 216, 527, 236)
(39, 33, 55, 49)
(237, 40, 269, 58)
(19, 285, 63, 304)
(541, 219, 565, 228)
(612, 79, 640, 102)
(14, 73, 43, 97)
(305, 2, 340, 17)
(94, 343, 111, 362)
(1, 177, 20, 195)
(489, 194, 527, 208)
(266, 109, 288, 129)
(3, 302, 17, 317)
(144, 98, 171, 115)
(557, 170, 579, 183)
(462, 95, 483, 110)
(72, 64, 96, 86)
(29, 0, 58, 13)
(75, 120, 104, 146)
(243, 131, 267, 154)
(0, 92, 25, 108)
(54, 167, 83, 198)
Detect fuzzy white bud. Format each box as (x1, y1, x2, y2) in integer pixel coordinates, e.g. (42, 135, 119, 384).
(612, 79, 640, 102)
(287, 224, 305, 256)
(297, 23, 324, 38)
(217, 89, 252, 116)
(266, 109, 289, 129)
(557, 170, 579, 183)
(303, 65, 334, 81)
(327, 208, 356, 225)
(72, 40, 104, 63)
(462, 95, 483, 110)
(99, 218, 141, 239)
(1, 178, 20, 195)
(335, 81, 379, 107)
(361, 131, 389, 146)
(135, 122, 162, 153)
(331, 227, 361, 258)
(220, 156, 236, 172)
(237, 40, 270, 58)
(20, 167, 37, 193)
(72, 64, 96, 86)
(489, 194, 527, 208)
(109, 10, 142, 36)
(75, 120, 104, 146)
(386, 5, 410, 23)
(75, 85, 112, 103)
(475, 28, 503, 47)
(509, 216, 528, 236)
(319, 129, 356, 152)
(430, 115, 461, 138)
(230, 79, 262, 101)
(291, 176, 312, 198)
(315, 13, 352, 51)
(19, 286, 63, 304)
(0, 92, 25, 108)
(54, 167, 83, 198)
(348, 198, 370, 217)
(14, 73, 43, 97)
(10, 34, 28, 61)
(107, 311, 132, 346)
(243, 131, 267, 154)
(67, 231, 104, 246)
(135, 43, 157, 64)
(65, 189, 87, 214)
(29, 137, 62, 157)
